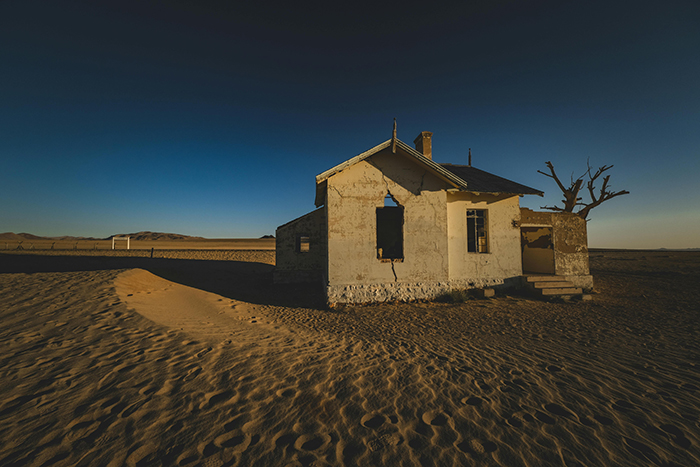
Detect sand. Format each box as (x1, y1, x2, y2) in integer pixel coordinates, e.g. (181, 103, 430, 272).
(0, 249, 699, 466)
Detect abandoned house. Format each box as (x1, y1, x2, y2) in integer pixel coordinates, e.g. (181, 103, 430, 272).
(274, 130, 593, 304)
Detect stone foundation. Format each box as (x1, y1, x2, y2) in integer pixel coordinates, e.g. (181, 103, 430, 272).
(326, 277, 521, 305)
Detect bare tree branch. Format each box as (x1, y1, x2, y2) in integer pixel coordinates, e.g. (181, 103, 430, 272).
(539, 160, 629, 220)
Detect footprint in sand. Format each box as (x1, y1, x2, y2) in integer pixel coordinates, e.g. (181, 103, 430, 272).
(660, 424, 692, 449)
(506, 417, 523, 428)
(223, 415, 249, 432)
(474, 379, 492, 392)
(544, 403, 574, 418)
(368, 433, 402, 452)
(294, 433, 331, 452)
(182, 365, 202, 381)
(534, 411, 556, 424)
(422, 410, 450, 426)
(361, 414, 385, 429)
(139, 384, 157, 396)
(457, 439, 498, 454)
(215, 432, 249, 450)
(199, 390, 235, 409)
(275, 388, 296, 398)
(462, 396, 484, 406)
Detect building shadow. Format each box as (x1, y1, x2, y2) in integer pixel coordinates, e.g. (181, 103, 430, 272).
(0, 254, 327, 309)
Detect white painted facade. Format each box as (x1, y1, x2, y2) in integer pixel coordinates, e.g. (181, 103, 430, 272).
(275, 133, 574, 304)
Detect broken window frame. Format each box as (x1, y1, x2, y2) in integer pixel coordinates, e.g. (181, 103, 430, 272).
(296, 235, 310, 253)
(467, 209, 488, 253)
(376, 203, 404, 261)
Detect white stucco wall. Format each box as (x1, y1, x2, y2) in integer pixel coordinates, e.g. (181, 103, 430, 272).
(447, 192, 523, 281)
(325, 148, 450, 288)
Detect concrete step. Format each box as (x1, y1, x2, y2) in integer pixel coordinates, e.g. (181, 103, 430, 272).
(540, 287, 583, 296)
(524, 275, 569, 283)
(532, 281, 575, 289)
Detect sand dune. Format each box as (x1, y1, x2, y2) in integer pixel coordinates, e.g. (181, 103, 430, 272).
(0, 250, 699, 466)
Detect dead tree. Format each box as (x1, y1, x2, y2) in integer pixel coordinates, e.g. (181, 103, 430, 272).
(538, 160, 629, 220)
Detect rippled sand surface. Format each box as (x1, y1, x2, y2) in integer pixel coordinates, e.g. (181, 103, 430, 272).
(0, 250, 698, 466)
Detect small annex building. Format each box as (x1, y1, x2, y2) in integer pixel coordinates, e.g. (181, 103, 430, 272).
(274, 130, 592, 304)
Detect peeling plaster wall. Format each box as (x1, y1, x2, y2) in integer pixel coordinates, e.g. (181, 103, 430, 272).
(447, 193, 523, 281)
(325, 148, 450, 288)
(273, 207, 327, 283)
(520, 208, 590, 277)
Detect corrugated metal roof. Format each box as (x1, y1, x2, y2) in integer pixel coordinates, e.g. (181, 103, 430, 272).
(440, 164, 543, 195)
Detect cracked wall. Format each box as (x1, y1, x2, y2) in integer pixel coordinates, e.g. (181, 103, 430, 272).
(325, 148, 450, 287)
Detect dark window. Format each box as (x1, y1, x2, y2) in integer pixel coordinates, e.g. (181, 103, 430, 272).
(376, 206, 403, 260)
(296, 235, 310, 253)
(467, 209, 488, 253)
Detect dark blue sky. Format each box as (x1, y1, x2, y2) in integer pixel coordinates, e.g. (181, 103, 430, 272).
(2, 0, 699, 247)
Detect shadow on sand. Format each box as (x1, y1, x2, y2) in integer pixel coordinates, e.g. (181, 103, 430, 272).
(0, 254, 327, 309)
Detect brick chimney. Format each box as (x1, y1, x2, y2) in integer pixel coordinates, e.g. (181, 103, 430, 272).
(413, 131, 433, 160)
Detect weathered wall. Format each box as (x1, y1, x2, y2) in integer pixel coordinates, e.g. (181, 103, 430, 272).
(325, 147, 450, 288)
(520, 208, 590, 277)
(273, 207, 327, 283)
(326, 276, 520, 305)
(447, 193, 523, 281)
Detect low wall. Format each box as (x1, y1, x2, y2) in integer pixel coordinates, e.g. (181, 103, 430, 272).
(0, 249, 276, 264)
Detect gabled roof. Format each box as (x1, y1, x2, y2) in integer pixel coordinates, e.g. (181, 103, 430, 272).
(314, 137, 542, 206)
(440, 164, 543, 196)
(316, 138, 468, 189)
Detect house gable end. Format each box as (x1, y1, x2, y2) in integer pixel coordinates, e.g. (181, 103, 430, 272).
(315, 139, 466, 207)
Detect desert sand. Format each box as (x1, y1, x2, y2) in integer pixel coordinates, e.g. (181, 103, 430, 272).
(0, 248, 698, 466)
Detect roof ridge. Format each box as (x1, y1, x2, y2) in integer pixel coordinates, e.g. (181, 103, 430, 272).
(315, 138, 469, 189)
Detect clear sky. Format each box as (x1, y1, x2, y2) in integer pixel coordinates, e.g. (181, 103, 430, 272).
(2, 0, 699, 248)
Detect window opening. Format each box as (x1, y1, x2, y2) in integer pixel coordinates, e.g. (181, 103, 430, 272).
(296, 235, 310, 253)
(467, 209, 488, 253)
(377, 197, 403, 260)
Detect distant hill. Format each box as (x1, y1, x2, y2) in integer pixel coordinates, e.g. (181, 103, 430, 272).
(1, 231, 205, 242)
(0, 233, 27, 241)
(109, 231, 206, 241)
(0, 232, 90, 241)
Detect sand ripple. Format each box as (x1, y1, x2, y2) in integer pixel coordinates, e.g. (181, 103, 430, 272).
(1, 252, 699, 466)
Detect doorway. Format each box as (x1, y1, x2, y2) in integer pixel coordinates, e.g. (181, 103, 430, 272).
(521, 226, 555, 274)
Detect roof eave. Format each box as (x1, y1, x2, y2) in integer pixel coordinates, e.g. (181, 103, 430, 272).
(316, 140, 392, 184)
(315, 138, 469, 190)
